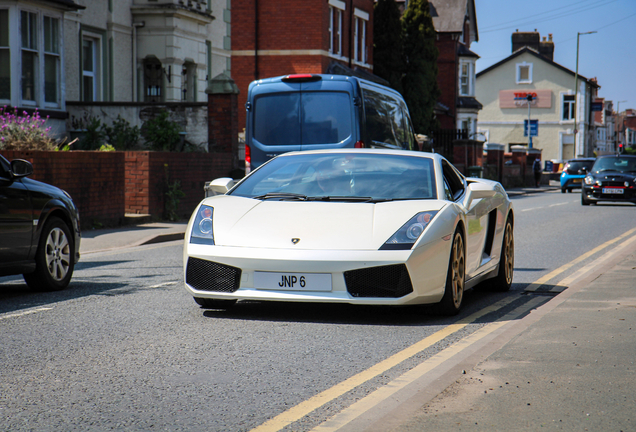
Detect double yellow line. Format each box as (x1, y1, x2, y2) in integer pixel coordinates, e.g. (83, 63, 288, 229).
(250, 227, 636, 432)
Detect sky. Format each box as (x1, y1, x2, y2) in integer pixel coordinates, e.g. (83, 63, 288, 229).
(472, 0, 636, 113)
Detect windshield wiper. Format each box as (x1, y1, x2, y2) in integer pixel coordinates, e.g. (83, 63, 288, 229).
(253, 192, 308, 201)
(306, 196, 375, 202)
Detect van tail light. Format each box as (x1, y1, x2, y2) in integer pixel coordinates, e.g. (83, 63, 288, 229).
(245, 144, 251, 174)
(354, 141, 365, 149)
(282, 74, 321, 83)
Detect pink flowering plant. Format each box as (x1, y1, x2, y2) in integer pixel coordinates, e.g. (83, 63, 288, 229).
(0, 106, 56, 150)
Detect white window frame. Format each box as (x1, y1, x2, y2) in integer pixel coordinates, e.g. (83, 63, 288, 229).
(459, 59, 475, 97)
(43, 14, 60, 107)
(561, 93, 575, 122)
(0, 6, 64, 110)
(353, 8, 368, 65)
(81, 32, 102, 102)
(0, 8, 11, 103)
(329, 0, 345, 57)
(20, 9, 39, 106)
(457, 114, 476, 136)
(516, 62, 532, 84)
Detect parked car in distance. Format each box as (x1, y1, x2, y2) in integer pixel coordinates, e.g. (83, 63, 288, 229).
(560, 157, 595, 193)
(582, 154, 636, 205)
(0, 155, 81, 290)
(244, 74, 417, 172)
(184, 149, 514, 316)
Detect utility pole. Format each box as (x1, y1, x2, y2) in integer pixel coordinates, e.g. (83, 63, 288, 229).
(573, 31, 596, 156)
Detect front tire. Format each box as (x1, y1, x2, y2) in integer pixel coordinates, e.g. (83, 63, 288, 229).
(439, 231, 465, 315)
(24, 217, 75, 291)
(491, 218, 514, 292)
(581, 191, 590, 206)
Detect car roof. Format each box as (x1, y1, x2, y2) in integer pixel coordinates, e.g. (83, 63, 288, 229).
(277, 148, 441, 161)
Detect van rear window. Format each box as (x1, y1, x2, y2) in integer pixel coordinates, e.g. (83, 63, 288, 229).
(253, 92, 352, 146)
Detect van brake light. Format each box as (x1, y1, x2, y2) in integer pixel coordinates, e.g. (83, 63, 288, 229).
(354, 141, 365, 149)
(245, 144, 251, 174)
(282, 74, 321, 83)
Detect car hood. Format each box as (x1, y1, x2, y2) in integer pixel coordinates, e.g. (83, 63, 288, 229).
(200, 196, 446, 250)
(590, 172, 636, 181)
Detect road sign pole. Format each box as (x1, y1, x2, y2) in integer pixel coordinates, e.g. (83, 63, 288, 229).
(527, 94, 533, 148)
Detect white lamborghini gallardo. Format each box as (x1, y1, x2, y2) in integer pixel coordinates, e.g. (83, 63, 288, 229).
(184, 149, 514, 315)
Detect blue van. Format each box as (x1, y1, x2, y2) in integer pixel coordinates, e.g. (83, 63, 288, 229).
(244, 74, 417, 172)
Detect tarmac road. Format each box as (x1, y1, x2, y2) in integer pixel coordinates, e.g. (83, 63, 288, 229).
(77, 185, 636, 431)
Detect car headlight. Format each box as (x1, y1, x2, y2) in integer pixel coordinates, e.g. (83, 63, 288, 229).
(380, 211, 438, 250)
(190, 205, 215, 245)
(584, 176, 594, 185)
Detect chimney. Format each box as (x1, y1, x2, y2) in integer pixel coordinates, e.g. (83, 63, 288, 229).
(512, 30, 540, 53)
(512, 30, 554, 61)
(539, 33, 554, 61)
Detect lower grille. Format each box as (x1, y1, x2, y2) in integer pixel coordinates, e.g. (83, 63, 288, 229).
(186, 258, 241, 293)
(344, 264, 413, 298)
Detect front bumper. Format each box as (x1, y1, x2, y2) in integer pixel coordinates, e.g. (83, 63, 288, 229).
(183, 241, 450, 306)
(582, 184, 636, 203)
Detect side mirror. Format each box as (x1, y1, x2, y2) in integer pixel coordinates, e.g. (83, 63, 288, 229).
(467, 181, 496, 199)
(204, 177, 235, 197)
(463, 181, 495, 210)
(10, 159, 34, 179)
(580, 167, 588, 174)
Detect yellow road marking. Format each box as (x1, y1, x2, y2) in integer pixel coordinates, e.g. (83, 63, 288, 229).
(251, 227, 636, 431)
(310, 296, 546, 432)
(249, 296, 520, 432)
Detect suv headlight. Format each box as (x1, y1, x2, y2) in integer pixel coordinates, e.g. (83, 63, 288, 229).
(584, 176, 594, 185)
(190, 205, 215, 245)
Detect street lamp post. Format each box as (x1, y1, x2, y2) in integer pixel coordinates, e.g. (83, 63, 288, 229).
(573, 31, 597, 156)
(616, 100, 627, 152)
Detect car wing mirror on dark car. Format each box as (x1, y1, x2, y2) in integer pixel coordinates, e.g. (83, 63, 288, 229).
(580, 167, 588, 174)
(10, 159, 34, 179)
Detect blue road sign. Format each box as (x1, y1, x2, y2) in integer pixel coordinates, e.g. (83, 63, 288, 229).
(524, 119, 538, 137)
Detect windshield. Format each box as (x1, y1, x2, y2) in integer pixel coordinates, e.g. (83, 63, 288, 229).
(253, 91, 353, 145)
(230, 153, 437, 201)
(565, 160, 594, 174)
(592, 157, 636, 174)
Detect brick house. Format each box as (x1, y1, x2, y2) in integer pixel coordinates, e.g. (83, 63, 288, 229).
(0, 0, 231, 150)
(231, 0, 376, 128)
(617, 108, 636, 149)
(430, 0, 481, 136)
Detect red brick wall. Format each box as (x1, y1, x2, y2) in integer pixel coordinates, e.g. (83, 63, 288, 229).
(124, 152, 233, 219)
(2, 150, 234, 227)
(1, 150, 125, 227)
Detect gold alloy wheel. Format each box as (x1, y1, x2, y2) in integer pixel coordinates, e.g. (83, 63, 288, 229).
(502, 222, 514, 285)
(450, 233, 465, 309)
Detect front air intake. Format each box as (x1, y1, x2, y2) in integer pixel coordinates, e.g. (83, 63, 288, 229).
(344, 264, 413, 298)
(186, 258, 241, 293)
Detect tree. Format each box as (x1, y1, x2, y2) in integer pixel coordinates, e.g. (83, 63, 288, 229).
(401, 0, 440, 134)
(373, 0, 405, 93)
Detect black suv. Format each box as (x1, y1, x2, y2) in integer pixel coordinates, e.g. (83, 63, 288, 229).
(581, 154, 636, 205)
(0, 155, 81, 290)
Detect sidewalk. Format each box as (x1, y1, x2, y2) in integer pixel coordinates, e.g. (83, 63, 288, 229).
(383, 236, 636, 432)
(80, 221, 187, 254)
